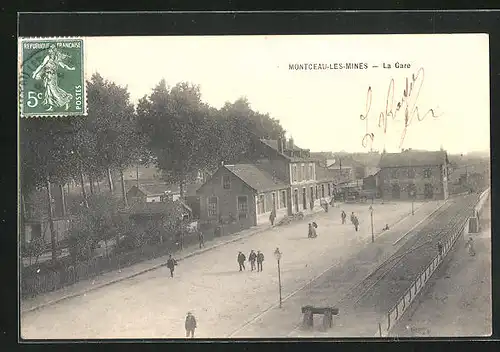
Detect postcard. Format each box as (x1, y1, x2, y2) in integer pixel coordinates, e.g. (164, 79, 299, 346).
(19, 34, 491, 339)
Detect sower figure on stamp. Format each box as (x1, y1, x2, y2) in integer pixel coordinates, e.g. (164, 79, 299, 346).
(167, 254, 178, 278)
(249, 250, 257, 271)
(237, 251, 246, 271)
(32, 44, 75, 111)
(257, 250, 264, 272)
(185, 312, 197, 338)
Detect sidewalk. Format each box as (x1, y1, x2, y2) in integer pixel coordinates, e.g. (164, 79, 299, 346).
(21, 206, 326, 314)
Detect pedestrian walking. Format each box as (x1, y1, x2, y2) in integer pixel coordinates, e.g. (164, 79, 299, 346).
(257, 250, 264, 272)
(237, 251, 246, 271)
(350, 212, 355, 224)
(166, 254, 178, 278)
(352, 216, 359, 232)
(341, 210, 346, 224)
(308, 223, 313, 238)
(465, 237, 476, 256)
(198, 230, 205, 249)
(185, 312, 197, 338)
(249, 250, 257, 271)
(269, 208, 276, 226)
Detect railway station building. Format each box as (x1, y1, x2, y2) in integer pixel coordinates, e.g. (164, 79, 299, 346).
(377, 149, 450, 201)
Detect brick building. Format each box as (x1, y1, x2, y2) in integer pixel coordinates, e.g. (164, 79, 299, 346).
(196, 137, 337, 232)
(377, 149, 449, 201)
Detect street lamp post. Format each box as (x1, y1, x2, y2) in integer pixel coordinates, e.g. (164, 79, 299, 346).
(369, 205, 374, 243)
(411, 191, 415, 215)
(274, 247, 283, 308)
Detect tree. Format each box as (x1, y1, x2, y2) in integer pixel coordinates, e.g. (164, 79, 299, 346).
(86, 73, 143, 206)
(138, 81, 210, 198)
(20, 117, 81, 262)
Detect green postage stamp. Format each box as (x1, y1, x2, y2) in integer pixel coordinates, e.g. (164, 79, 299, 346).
(19, 37, 87, 117)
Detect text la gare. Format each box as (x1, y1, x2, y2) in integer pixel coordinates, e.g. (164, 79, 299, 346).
(383, 62, 411, 69)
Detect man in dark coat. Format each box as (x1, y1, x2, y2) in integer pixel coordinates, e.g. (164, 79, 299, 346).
(352, 215, 359, 232)
(341, 210, 347, 224)
(257, 251, 265, 272)
(166, 254, 178, 278)
(185, 312, 197, 338)
(237, 251, 246, 271)
(198, 230, 205, 249)
(350, 212, 355, 224)
(248, 250, 257, 271)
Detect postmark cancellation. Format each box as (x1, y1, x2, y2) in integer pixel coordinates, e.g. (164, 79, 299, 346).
(19, 37, 87, 117)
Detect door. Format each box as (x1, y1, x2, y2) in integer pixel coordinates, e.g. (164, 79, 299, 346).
(310, 186, 314, 203)
(391, 184, 401, 199)
(424, 183, 434, 199)
(294, 189, 299, 212)
(302, 188, 307, 209)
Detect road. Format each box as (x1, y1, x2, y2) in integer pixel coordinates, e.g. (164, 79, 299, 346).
(392, 197, 491, 337)
(21, 200, 435, 339)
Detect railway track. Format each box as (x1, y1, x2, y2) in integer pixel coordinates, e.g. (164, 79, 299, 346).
(350, 194, 478, 313)
(283, 194, 479, 337)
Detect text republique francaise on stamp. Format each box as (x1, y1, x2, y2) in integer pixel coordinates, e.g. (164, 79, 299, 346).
(19, 37, 87, 117)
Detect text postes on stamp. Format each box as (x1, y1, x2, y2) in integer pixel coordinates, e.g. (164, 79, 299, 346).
(19, 37, 87, 117)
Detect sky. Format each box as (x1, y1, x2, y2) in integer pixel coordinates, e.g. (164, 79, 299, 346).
(85, 34, 490, 155)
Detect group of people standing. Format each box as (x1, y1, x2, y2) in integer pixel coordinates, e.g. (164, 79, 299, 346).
(340, 210, 359, 231)
(237, 250, 265, 272)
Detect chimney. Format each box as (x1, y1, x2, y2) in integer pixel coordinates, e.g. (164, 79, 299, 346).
(289, 137, 294, 150)
(282, 138, 286, 152)
(277, 137, 283, 153)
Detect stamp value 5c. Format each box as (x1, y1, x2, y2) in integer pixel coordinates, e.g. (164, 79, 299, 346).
(19, 37, 87, 117)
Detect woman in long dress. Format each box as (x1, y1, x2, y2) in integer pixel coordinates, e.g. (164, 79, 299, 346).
(32, 44, 76, 111)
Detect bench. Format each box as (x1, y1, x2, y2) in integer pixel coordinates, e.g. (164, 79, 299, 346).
(301, 306, 339, 331)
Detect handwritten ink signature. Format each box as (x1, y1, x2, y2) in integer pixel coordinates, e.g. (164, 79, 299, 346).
(360, 67, 443, 149)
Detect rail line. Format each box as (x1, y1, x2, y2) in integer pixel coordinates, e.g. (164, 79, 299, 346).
(285, 194, 478, 336)
(353, 194, 478, 312)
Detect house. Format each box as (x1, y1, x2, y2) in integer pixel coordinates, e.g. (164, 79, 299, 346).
(197, 164, 289, 230)
(126, 183, 176, 203)
(377, 149, 449, 201)
(126, 183, 200, 204)
(196, 136, 340, 234)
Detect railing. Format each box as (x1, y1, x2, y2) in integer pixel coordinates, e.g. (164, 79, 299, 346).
(374, 188, 489, 337)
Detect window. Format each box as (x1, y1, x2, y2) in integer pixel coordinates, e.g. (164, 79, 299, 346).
(424, 168, 432, 178)
(321, 184, 325, 198)
(309, 164, 314, 180)
(315, 186, 319, 199)
(328, 183, 331, 196)
(208, 197, 218, 217)
(223, 175, 231, 189)
(271, 192, 277, 210)
(257, 194, 265, 214)
(292, 165, 297, 183)
(237, 196, 248, 220)
(407, 168, 415, 178)
(301, 164, 306, 181)
(391, 169, 398, 179)
(305, 164, 310, 180)
(280, 190, 287, 208)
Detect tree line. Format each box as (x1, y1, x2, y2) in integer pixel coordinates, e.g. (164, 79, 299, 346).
(20, 73, 286, 262)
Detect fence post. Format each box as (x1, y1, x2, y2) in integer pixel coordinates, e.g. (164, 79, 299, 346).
(395, 305, 399, 319)
(387, 313, 391, 330)
(379, 322, 382, 337)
